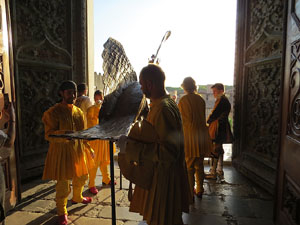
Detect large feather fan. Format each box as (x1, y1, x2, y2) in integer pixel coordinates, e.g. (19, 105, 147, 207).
(51, 37, 147, 141)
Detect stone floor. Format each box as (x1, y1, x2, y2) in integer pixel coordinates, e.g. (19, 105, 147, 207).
(5, 163, 275, 225)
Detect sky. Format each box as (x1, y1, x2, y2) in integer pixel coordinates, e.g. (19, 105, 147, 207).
(94, 0, 237, 87)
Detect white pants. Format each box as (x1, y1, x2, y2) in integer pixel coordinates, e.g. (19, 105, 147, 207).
(210, 153, 224, 176)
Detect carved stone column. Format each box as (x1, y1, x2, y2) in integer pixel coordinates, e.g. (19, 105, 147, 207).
(10, 0, 87, 180)
(233, 0, 284, 194)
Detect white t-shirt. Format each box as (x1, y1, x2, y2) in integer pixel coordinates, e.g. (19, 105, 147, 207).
(75, 95, 93, 128)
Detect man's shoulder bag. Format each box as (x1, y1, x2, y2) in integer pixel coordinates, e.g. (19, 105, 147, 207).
(118, 119, 159, 190)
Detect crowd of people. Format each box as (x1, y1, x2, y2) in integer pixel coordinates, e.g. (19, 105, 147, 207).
(52, 66, 233, 225)
(41, 81, 119, 225)
(129, 65, 233, 225)
(0, 64, 232, 225)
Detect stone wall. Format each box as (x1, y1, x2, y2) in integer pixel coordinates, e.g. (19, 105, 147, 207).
(94, 72, 104, 93)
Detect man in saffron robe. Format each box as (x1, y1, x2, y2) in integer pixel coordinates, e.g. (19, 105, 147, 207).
(129, 64, 191, 225)
(178, 77, 212, 199)
(205, 83, 233, 181)
(42, 81, 92, 225)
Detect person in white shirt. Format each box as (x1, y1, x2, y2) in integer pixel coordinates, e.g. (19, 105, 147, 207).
(75, 83, 92, 128)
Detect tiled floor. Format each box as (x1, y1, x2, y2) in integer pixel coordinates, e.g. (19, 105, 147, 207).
(5, 163, 275, 225)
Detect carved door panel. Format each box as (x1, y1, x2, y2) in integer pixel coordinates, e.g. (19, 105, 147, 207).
(233, 0, 284, 194)
(276, 0, 300, 224)
(0, 0, 19, 211)
(10, 0, 87, 180)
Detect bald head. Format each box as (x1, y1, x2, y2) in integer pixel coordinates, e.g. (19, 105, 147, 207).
(139, 64, 166, 99)
(139, 64, 165, 88)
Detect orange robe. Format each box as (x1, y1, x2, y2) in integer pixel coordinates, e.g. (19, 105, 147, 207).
(129, 95, 191, 225)
(178, 93, 212, 158)
(42, 103, 90, 180)
(178, 93, 212, 195)
(86, 103, 115, 185)
(86, 104, 111, 163)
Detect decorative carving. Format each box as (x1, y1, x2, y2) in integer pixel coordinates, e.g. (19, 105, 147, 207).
(288, 39, 300, 138)
(11, 0, 87, 180)
(291, 0, 300, 31)
(239, 0, 283, 167)
(15, 0, 69, 50)
(245, 63, 281, 160)
(18, 67, 70, 155)
(247, 35, 282, 62)
(17, 37, 71, 65)
(234, 0, 284, 195)
(14, 0, 73, 154)
(283, 176, 300, 225)
(79, 0, 87, 79)
(249, 0, 283, 45)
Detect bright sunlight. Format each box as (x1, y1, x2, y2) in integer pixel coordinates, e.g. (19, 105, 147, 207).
(94, 0, 237, 87)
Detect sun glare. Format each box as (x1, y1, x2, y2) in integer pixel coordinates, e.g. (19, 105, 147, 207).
(94, 0, 237, 87)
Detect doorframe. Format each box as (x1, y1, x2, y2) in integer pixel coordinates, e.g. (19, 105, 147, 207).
(274, 0, 288, 222)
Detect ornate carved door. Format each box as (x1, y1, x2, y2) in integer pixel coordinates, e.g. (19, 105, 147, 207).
(276, 0, 300, 224)
(0, 0, 19, 211)
(10, 0, 88, 180)
(233, 0, 284, 194)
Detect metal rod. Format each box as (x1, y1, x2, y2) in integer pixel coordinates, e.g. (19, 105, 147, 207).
(120, 169, 122, 190)
(152, 30, 171, 63)
(109, 140, 116, 225)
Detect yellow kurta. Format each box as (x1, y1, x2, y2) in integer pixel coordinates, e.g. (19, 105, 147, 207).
(178, 93, 212, 158)
(86, 103, 111, 163)
(129, 95, 191, 225)
(42, 103, 90, 180)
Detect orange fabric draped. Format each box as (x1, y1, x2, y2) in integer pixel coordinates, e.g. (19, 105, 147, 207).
(86, 103, 114, 164)
(129, 95, 191, 225)
(178, 93, 212, 158)
(42, 103, 90, 180)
